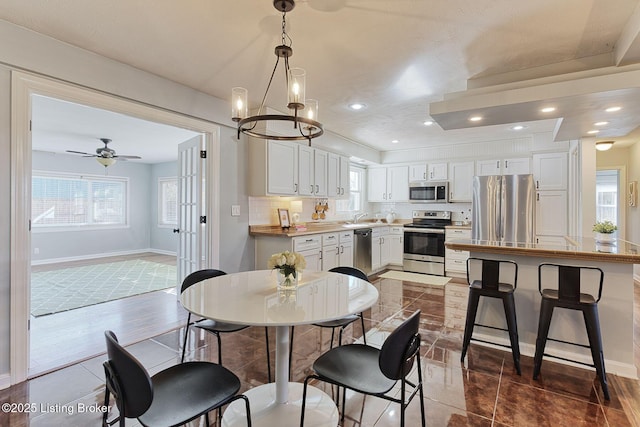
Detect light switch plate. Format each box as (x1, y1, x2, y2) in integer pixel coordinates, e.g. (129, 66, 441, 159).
(231, 205, 241, 216)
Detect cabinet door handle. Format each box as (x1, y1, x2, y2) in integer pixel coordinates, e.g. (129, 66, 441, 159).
(337, 186, 341, 194)
(423, 172, 426, 179)
(505, 160, 508, 168)
(311, 185, 314, 193)
(537, 193, 539, 201)
(339, 245, 343, 253)
(319, 250, 322, 260)
(536, 180, 539, 189)
(389, 193, 392, 199)
(316, 184, 319, 193)
(497, 160, 500, 169)
(294, 183, 298, 192)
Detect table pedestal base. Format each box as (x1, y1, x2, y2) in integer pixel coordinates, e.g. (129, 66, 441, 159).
(222, 382, 339, 427)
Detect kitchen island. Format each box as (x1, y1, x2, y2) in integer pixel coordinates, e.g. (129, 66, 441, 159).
(445, 236, 640, 378)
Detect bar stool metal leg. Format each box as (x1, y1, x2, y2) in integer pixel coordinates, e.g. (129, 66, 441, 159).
(583, 306, 610, 400)
(460, 289, 481, 362)
(502, 293, 521, 375)
(533, 299, 554, 379)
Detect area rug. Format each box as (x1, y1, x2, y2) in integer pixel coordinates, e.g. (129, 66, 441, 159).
(31, 259, 177, 317)
(380, 270, 451, 287)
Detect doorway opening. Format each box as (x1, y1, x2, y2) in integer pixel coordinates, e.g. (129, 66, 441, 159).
(11, 71, 221, 383)
(596, 169, 623, 238)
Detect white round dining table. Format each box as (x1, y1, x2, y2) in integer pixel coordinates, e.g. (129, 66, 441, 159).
(180, 269, 379, 427)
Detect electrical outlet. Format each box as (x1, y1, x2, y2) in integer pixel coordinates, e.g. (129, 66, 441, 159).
(231, 205, 241, 216)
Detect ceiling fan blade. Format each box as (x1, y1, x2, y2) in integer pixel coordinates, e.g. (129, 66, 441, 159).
(114, 155, 142, 159)
(66, 150, 96, 156)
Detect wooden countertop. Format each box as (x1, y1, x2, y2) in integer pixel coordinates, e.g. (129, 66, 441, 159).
(445, 236, 640, 264)
(249, 221, 410, 237)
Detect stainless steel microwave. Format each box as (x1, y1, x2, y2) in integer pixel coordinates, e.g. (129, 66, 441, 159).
(409, 181, 449, 203)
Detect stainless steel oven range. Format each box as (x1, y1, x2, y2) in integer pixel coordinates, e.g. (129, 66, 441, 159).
(403, 210, 451, 276)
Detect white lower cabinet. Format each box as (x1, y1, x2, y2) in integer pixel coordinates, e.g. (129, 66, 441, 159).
(445, 228, 471, 277)
(388, 226, 404, 265)
(338, 231, 354, 267)
(372, 227, 390, 272)
(293, 235, 322, 271)
(320, 232, 340, 271)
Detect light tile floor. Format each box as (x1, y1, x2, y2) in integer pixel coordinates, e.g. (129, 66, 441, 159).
(2, 275, 639, 426)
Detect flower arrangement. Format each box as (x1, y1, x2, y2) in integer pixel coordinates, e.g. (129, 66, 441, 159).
(268, 250, 306, 288)
(592, 220, 617, 234)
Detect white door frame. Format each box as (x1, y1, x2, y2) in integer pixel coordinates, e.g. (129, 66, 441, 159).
(10, 71, 220, 385)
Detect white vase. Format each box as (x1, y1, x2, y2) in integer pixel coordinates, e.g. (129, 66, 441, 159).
(594, 232, 615, 243)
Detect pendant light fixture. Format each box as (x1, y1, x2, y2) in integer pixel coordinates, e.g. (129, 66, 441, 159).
(232, 0, 323, 145)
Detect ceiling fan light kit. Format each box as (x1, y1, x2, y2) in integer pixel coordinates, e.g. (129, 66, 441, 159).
(65, 137, 141, 168)
(232, 0, 323, 146)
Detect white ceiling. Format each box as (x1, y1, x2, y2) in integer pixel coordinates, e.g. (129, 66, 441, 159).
(4, 0, 640, 162)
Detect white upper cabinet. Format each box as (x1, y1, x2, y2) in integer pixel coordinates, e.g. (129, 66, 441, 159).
(249, 139, 345, 197)
(533, 152, 567, 190)
(476, 157, 530, 176)
(367, 167, 388, 202)
(428, 162, 448, 181)
(387, 166, 409, 201)
(409, 164, 427, 181)
(266, 140, 298, 195)
(367, 166, 409, 202)
(503, 157, 530, 175)
(448, 161, 474, 202)
(327, 152, 350, 198)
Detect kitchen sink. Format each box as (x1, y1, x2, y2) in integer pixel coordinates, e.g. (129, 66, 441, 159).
(342, 223, 370, 228)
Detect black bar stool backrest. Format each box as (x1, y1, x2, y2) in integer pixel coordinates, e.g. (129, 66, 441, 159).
(467, 257, 518, 290)
(180, 269, 226, 294)
(104, 330, 153, 418)
(538, 263, 604, 303)
(379, 310, 421, 380)
(328, 266, 369, 282)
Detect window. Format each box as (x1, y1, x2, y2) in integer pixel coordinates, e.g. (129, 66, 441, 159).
(336, 165, 364, 213)
(158, 177, 178, 226)
(32, 172, 128, 229)
(596, 170, 618, 225)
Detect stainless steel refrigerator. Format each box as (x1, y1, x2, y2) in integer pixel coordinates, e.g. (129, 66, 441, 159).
(471, 174, 535, 243)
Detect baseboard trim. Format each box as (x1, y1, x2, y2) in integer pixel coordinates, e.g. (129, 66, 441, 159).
(0, 373, 11, 390)
(31, 248, 176, 266)
(472, 332, 638, 379)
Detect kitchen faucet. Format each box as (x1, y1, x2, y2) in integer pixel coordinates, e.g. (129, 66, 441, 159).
(353, 212, 368, 223)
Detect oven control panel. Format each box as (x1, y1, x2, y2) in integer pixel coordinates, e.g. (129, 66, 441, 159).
(412, 210, 450, 219)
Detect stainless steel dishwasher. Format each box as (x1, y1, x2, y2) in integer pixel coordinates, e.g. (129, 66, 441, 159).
(353, 228, 372, 275)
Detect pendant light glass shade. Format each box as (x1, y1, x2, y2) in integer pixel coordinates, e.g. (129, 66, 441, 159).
(305, 99, 318, 121)
(288, 68, 305, 110)
(231, 87, 248, 122)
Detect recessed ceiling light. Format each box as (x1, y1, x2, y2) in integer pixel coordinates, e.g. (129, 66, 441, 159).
(594, 121, 609, 126)
(348, 103, 366, 111)
(391, 139, 399, 144)
(423, 120, 434, 126)
(511, 125, 526, 131)
(605, 106, 621, 112)
(469, 116, 482, 122)
(587, 130, 600, 134)
(540, 107, 556, 113)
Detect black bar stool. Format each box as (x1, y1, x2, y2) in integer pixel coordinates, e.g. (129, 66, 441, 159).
(533, 263, 610, 400)
(461, 257, 521, 375)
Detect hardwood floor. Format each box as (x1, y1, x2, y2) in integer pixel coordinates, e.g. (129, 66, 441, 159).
(29, 252, 184, 377)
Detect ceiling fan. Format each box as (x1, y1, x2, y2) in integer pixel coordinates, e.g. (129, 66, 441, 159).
(66, 138, 142, 167)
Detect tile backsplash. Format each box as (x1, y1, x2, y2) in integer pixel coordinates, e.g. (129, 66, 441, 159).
(248, 196, 471, 225)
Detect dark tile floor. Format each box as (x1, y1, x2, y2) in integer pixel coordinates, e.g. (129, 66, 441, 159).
(2, 276, 639, 426)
